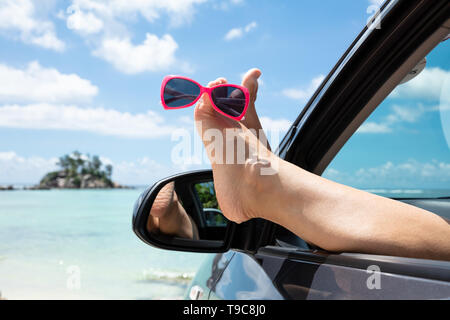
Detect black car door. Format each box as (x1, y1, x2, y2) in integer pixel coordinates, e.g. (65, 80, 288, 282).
(208, 0, 450, 300)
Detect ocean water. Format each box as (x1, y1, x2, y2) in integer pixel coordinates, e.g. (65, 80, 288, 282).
(0, 189, 209, 300)
(1, 188, 449, 300)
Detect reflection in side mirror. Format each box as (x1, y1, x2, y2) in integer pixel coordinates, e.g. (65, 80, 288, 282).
(132, 170, 234, 253)
(203, 208, 228, 227)
(147, 180, 228, 241)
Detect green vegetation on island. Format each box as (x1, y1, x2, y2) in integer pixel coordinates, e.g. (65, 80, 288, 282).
(36, 151, 126, 189)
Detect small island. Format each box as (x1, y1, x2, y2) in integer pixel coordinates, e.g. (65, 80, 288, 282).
(31, 151, 128, 190)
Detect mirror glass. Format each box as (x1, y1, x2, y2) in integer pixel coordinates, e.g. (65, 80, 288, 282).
(146, 179, 229, 243)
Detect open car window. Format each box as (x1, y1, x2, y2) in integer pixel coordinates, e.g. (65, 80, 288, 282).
(324, 39, 449, 201)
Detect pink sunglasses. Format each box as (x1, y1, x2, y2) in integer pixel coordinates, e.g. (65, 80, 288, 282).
(161, 75, 250, 121)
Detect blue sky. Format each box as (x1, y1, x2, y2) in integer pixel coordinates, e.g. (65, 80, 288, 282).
(0, 0, 448, 189)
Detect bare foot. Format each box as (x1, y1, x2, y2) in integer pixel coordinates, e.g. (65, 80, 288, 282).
(194, 72, 278, 224)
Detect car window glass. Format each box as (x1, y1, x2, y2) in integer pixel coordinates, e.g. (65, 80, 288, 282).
(324, 40, 450, 200)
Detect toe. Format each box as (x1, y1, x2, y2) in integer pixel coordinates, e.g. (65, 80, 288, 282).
(241, 68, 262, 103)
(208, 77, 228, 87)
(242, 68, 261, 87)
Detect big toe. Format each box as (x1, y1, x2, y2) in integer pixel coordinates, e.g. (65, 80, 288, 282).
(242, 68, 262, 92)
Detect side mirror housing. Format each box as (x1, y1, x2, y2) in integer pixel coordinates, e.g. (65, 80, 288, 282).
(132, 170, 235, 253)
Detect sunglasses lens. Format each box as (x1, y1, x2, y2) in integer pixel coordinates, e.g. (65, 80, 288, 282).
(163, 79, 201, 108)
(211, 86, 246, 118)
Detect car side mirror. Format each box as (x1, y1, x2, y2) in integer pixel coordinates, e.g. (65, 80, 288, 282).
(132, 170, 235, 253)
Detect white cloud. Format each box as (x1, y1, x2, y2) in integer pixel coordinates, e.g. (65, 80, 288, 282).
(0, 151, 178, 186)
(244, 21, 257, 33)
(282, 75, 325, 103)
(324, 168, 340, 178)
(0, 151, 58, 184)
(0, 151, 192, 186)
(368, 0, 385, 6)
(225, 28, 243, 41)
(0, 61, 98, 104)
(358, 67, 449, 135)
(324, 159, 450, 189)
(213, 0, 245, 11)
(0, 103, 179, 139)
(0, 0, 65, 51)
(358, 105, 419, 134)
(63, 0, 208, 73)
(358, 160, 450, 183)
(65, 0, 208, 31)
(260, 117, 291, 134)
(113, 157, 180, 185)
(66, 5, 104, 35)
(357, 122, 392, 134)
(92, 33, 189, 74)
(391, 67, 450, 101)
(260, 117, 292, 147)
(387, 105, 422, 123)
(224, 21, 257, 41)
(357, 103, 448, 134)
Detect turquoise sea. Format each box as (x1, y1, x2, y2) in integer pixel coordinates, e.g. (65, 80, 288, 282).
(0, 188, 449, 300)
(0, 189, 208, 300)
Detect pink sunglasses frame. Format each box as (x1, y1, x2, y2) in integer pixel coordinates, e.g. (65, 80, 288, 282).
(161, 75, 250, 121)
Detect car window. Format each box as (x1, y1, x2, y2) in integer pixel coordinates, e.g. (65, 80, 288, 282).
(324, 40, 450, 200)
